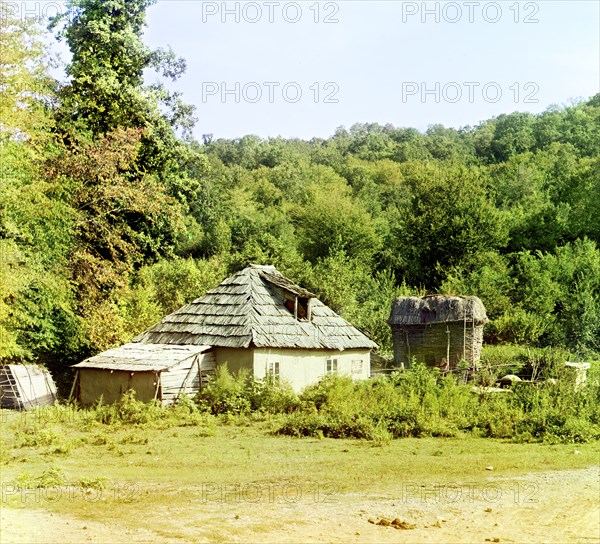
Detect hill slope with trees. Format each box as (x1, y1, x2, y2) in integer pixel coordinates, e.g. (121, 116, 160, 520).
(1, 0, 598, 391)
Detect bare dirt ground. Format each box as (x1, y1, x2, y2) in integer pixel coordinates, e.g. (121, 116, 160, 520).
(1, 467, 599, 544)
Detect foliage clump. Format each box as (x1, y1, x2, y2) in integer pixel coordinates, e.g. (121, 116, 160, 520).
(191, 364, 600, 444)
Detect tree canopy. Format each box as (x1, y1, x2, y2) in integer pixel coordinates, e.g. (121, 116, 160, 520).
(1, 2, 599, 393)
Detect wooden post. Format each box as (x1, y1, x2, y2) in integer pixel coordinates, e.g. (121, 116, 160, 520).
(68, 371, 79, 402)
(463, 306, 467, 362)
(196, 356, 203, 390)
(446, 325, 450, 371)
(472, 313, 476, 368)
(153, 372, 161, 401)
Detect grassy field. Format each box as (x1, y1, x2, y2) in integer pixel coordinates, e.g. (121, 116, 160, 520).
(1, 408, 598, 537)
(2, 362, 599, 543)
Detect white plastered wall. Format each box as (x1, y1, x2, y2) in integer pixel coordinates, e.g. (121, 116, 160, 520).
(252, 348, 371, 392)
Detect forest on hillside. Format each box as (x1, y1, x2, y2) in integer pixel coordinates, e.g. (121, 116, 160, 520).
(2, 0, 599, 391)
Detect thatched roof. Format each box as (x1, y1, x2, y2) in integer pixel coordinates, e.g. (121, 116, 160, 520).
(133, 265, 377, 351)
(388, 295, 488, 326)
(73, 344, 211, 372)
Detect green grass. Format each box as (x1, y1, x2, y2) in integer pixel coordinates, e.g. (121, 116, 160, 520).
(1, 408, 598, 542)
(1, 360, 599, 543)
(2, 411, 598, 492)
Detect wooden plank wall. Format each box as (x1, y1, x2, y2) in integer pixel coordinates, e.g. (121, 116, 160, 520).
(160, 352, 216, 404)
(0, 365, 57, 409)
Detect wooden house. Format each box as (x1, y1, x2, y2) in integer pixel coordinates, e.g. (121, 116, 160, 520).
(72, 265, 377, 402)
(388, 295, 487, 370)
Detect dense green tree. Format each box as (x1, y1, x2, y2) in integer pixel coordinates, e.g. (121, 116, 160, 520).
(489, 112, 537, 162)
(292, 179, 381, 264)
(50, 0, 195, 172)
(0, 12, 78, 364)
(387, 162, 508, 288)
(424, 124, 475, 162)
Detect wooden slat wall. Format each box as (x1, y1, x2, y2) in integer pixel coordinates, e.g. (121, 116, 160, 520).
(159, 352, 216, 404)
(0, 365, 57, 410)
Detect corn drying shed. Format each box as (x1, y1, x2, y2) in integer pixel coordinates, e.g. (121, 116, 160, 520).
(388, 295, 488, 370)
(73, 264, 377, 402)
(0, 364, 57, 410)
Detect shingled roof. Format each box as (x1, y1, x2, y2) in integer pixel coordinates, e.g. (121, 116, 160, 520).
(73, 344, 212, 372)
(133, 265, 377, 351)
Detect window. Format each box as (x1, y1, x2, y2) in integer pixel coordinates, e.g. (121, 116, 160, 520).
(351, 360, 363, 374)
(267, 361, 280, 380)
(283, 294, 312, 322)
(297, 297, 311, 321)
(326, 358, 338, 375)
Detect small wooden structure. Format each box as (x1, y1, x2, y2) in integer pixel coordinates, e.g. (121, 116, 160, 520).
(0, 364, 57, 410)
(388, 295, 488, 370)
(72, 344, 215, 405)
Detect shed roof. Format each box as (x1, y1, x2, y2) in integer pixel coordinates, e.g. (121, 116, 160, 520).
(133, 265, 377, 351)
(73, 343, 211, 372)
(388, 295, 488, 326)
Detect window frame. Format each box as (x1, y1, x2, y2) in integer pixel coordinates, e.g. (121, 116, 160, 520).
(267, 361, 280, 380)
(326, 358, 338, 375)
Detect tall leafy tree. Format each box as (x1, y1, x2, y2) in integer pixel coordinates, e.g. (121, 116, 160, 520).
(0, 10, 81, 366)
(50, 0, 196, 173)
(390, 162, 508, 289)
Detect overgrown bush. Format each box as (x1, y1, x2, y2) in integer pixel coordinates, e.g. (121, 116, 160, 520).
(275, 363, 600, 443)
(85, 390, 214, 428)
(195, 365, 301, 416)
(195, 366, 253, 415)
(479, 345, 572, 381)
(8, 361, 597, 445)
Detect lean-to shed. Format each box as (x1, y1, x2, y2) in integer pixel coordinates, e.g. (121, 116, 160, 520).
(72, 344, 214, 405)
(388, 295, 487, 370)
(0, 364, 57, 410)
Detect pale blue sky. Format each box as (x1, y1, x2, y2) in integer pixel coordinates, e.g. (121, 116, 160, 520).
(43, 0, 600, 139)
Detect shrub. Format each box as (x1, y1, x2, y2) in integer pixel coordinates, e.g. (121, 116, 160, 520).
(276, 363, 600, 443)
(15, 467, 65, 489)
(195, 365, 302, 416)
(195, 366, 252, 415)
(247, 377, 300, 414)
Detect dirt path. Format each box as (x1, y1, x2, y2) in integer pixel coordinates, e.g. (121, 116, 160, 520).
(2, 467, 599, 544)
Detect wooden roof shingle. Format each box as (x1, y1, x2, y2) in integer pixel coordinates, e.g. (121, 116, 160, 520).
(73, 344, 212, 371)
(133, 265, 377, 351)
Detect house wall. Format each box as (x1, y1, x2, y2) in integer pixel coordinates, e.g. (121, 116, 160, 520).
(78, 368, 158, 405)
(214, 347, 254, 374)
(391, 322, 484, 369)
(252, 348, 371, 392)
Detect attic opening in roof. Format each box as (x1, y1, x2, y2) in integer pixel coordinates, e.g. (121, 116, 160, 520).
(277, 288, 313, 322)
(259, 268, 316, 322)
(73, 264, 377, 399)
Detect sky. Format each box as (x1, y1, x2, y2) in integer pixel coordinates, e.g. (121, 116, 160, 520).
(25, 0, 600, 140)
